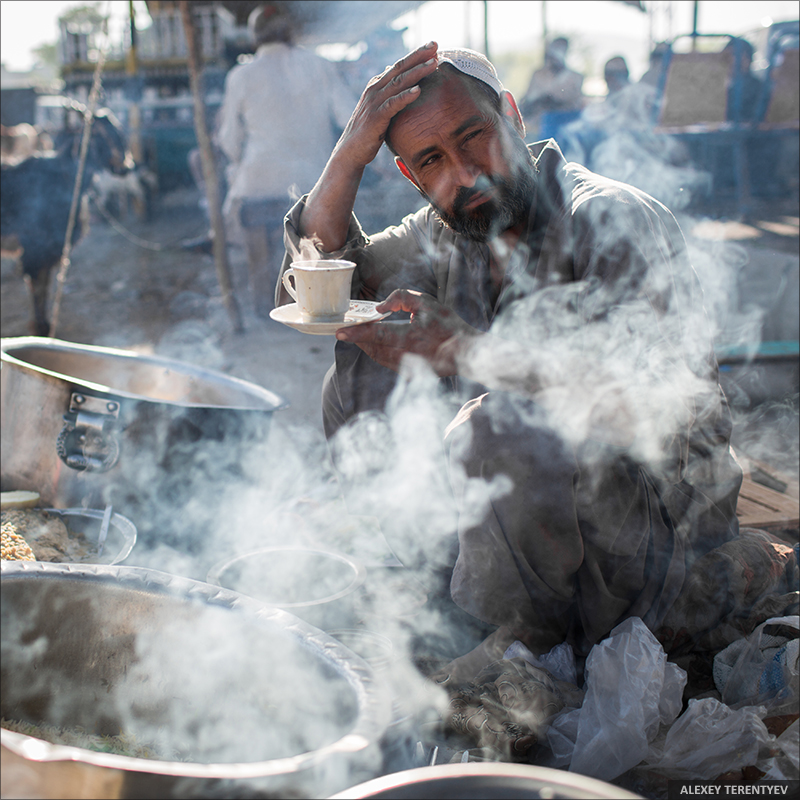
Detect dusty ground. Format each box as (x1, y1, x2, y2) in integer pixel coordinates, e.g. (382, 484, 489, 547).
(2, 186, 798, 477)
(1, 187, 339, 440)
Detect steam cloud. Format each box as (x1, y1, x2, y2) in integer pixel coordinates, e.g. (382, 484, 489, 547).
(289, 234, 327, 264)
(2, 64, 796, 798)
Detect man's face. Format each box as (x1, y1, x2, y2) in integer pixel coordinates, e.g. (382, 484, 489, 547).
(391, 74, 536, 243)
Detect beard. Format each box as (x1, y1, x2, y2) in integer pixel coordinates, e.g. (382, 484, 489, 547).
(427, 140, 538, 243)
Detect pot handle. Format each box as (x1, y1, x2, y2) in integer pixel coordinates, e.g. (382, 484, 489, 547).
(56, 393, 121, 473)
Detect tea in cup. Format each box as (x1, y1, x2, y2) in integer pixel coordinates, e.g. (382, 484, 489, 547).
(282, 260, 357, 323)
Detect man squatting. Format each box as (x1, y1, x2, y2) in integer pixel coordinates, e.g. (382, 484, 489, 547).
(275, 43, 750, 678)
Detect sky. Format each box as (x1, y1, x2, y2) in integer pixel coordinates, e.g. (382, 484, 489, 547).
(1, 0, 798, 76)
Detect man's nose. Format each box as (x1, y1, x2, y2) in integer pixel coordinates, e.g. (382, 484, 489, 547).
(451, 154, 481, 188)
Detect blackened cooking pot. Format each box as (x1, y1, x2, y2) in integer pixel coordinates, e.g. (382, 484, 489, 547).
(0, 561, 391, 799)
(0, 337, 287, 552)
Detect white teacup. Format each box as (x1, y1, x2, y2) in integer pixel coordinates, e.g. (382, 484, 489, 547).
(282, 260, 357, 323)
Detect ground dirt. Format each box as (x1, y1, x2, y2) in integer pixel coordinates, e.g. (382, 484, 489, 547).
(1, 187, 338, 438)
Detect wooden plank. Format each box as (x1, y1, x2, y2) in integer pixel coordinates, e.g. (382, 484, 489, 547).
(740, 482, 800, 516)
(743, 456, 799, 500)
(737, 481, 800, 529)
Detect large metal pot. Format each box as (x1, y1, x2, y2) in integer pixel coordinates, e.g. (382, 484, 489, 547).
(329, 763, 645, 799)
(207, 546, 367, 631)
(0, 337, 287, 553)
(0, 561, 391, 799)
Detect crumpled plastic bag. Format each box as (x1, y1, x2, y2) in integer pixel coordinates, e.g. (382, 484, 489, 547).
(758, 718, 800, 780)
(545, 617, 686, 781)
(503, 640, 578, 687)
(713, 615, 799, 710)
(641, 697, 774, 779)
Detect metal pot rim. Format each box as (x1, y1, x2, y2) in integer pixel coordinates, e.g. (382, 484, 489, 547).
(0, 336, 288, 412)
(42, 507, 137, 565)
(327, 762, 646, 799)
(206, 545, 367, 608)
(1, 561, 390, 780)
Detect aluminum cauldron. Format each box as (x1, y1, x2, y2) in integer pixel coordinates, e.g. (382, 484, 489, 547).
(329, 763, 645, 799)
(1, 562, 391, 799)
(0, 337, 287, 552)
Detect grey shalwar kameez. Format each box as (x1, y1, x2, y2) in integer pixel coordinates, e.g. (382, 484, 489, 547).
(278, 140, 742, 656)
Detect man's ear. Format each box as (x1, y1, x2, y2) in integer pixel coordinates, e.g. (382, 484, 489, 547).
(395, 156, 421, 190)
(501, 90, 526, 138)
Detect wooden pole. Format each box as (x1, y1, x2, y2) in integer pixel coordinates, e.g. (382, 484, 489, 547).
(179, 0, 243, 333)
(542, 0, 548, 46)
(483, 0, 490, 60)
(127, 0, 142, 163)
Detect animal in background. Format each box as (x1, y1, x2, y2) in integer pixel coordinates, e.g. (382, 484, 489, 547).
(91, 165, 159, 221)
(0, 100, 132, 335)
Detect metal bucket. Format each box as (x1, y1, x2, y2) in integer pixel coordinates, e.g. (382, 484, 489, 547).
(0, 337, 287, 553)
(1, 561, 391, 799)
(40, 507, 138, 566)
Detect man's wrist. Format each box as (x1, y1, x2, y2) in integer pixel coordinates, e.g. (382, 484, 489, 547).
(438, 330, 483, 378)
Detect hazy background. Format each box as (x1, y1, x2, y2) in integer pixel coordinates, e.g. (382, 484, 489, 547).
(3, 0, 800, 99)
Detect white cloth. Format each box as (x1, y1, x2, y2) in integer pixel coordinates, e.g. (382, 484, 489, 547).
(217, 42, 354, 212)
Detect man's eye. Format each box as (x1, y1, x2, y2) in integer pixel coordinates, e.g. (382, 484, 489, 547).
(421, 154, 440, 168)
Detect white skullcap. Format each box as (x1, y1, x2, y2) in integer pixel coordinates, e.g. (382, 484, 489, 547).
(437, 48, 504, 96)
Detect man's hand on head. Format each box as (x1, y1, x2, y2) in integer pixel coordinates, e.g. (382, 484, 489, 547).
(334, 42, 440, 171)
(335, 289, 480, 376)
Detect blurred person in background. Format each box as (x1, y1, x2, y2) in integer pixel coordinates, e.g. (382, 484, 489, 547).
(217, 2, 353, 318)
(559, 52, 696, 208)
(640, 41, 670, 89)
(519, 36, 585, 139)
(723, 38, 763, 122)
(603, 55, 630, 96)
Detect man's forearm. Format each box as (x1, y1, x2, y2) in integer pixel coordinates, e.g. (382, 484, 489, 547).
(297, 43, 439, 251)
(299, 146, 365, 251)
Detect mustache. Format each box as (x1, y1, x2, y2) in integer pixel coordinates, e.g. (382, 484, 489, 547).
(453, 176, 498, 214)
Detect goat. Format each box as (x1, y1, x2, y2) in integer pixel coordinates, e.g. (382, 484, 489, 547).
(0, 101, 132, 335)
(91, 165, 158, 221)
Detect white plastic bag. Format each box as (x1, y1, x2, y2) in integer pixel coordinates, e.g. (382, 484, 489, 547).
(643, 697, 774, 779)
(713, 615, 799, 709)
(503, 640, 578, 686)
(758, 718, 800, 780)
(545, 617, 686, 782)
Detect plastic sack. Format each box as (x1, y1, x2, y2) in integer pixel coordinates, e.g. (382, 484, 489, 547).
(758, 718, 800, 780)
(545, 617, 686, 782)
(713, 615, 799, 710)
(503, 640, 578, 686)
(642, 697, 773, 779)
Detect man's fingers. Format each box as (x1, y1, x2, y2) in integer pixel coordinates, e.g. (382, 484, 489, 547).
(337, 320, 403, 346)
(375, 289, 424, 314)
(371, 42, 438, 93)
(378, 85, 421, 118)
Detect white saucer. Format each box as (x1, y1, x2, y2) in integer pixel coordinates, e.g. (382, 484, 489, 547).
(269, 300, 391, 335)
